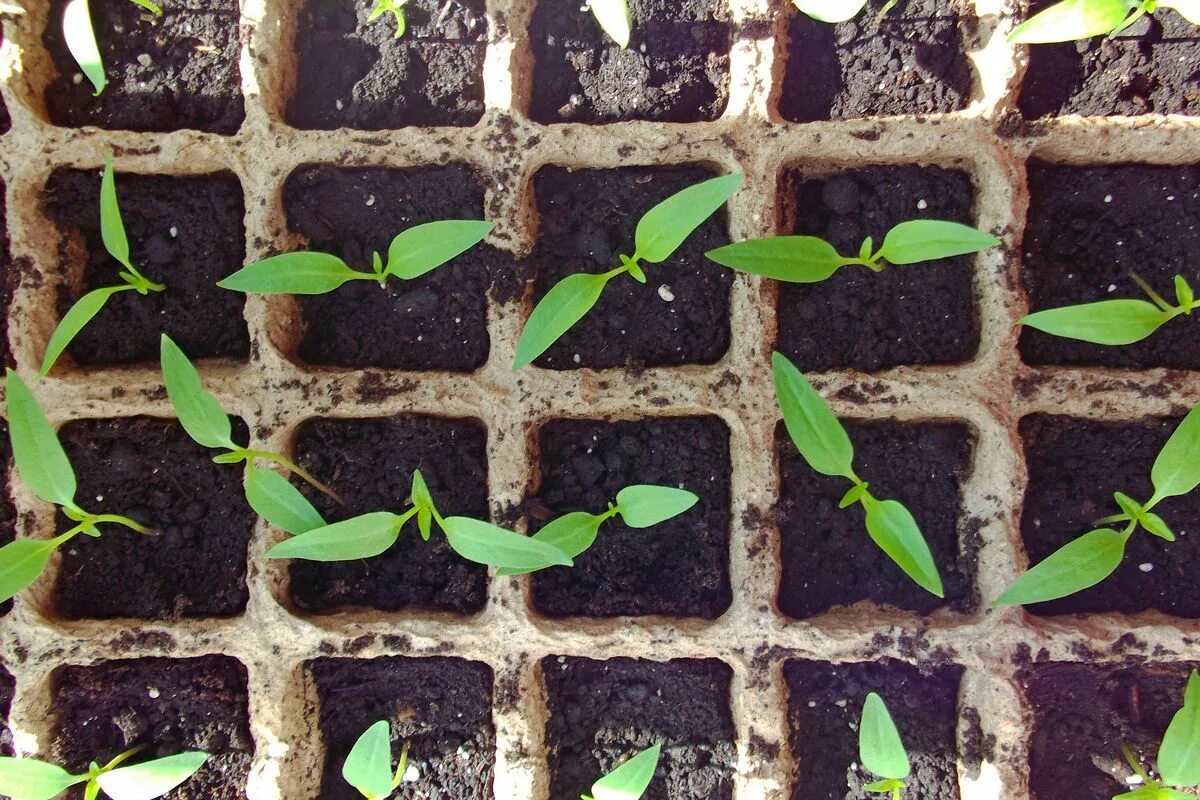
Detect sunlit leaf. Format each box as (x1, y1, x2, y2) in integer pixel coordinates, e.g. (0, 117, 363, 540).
(634, 174, 743, 263)
(217, 253, 361, 295)
(590, 0, 633, 48)
(513, 272, 615, 369)
(1159, 670, 1200, 787)
(63, 0, 106, 95)
(160, 334, 236, 451)
(791, 0, 870, 23)
(771, 352, 855, 480)
(0, 756, 83, 800)
(994, 528, 1129, 606)
(1161, 0, 1200, 24)
(6, 370, 77, 507)
(96, 752, 208, 800)
(705, 236, 850, 283)
(265, 512, 402, 561)
(1021, 300, 1171, 346)
(859, 693, 910, 781)
(245, 467, 325, 536)
(1009, 0, 1133, 43)
(590, 743, 661, 800)
(1150, 403, 1200, 503)
(385, 220, 493, 280)
(876, 220, 999, 265)
(615, 485, 698, 528)
(441, 517, 573, 570)
(40, 286, 131, 376)
(342, 720, 394, 799)
(863, 499, 944, 598)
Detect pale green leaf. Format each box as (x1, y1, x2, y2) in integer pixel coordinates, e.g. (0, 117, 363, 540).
(590, 0, 633, 48)
(859, 693, 910, 781)
(0, 539, 61, 605)
(265, 512, 402, 561)
(771, 352, 855, 479)
(591, 743, 661, 800)
(1159, 670, 1200, 787)
(994, 528, 1129, 606)
(160, 334, 236, 451)
(410, 470, 435, 541)
(245, 467, 325, 536)
(6, 369, 77, 507)
(876, 220, 999, 265)
(63, 0, 106, 95)
(441, 516, 573, 570)
(513, 272, 614, 369)
(615, 485, 698, 528)
(342, 721, 394, 799)
(1150, 402, 1200, 503)
(1021, 300, 1171, 345)
(100, 159, 132, 269)
(863, 499, 944, 598)
(791, 0, 870, 23)
(0, 756, 83, 800)
(634, 174, 743, 263)
(1009, 0, 1133, 43)
(96, 752, 208, 800)
(128, 0, 163, 13)
(1176, 275, 1196, 308)
(40, 285, 130, 376)
(496, 512, 604, 577)
(385, 220, 493, 280)
(1161, 0, 1200, 25)
(217, 253, 361, 295)
(705, 236, 850, 283)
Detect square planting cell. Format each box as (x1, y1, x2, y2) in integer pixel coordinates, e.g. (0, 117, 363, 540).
(528, 165, 733, 369)
(1019, 414, 1200, 617)
(42, 0, 244, 133)
(288, 0, 487, 129)
(775, 165, 980, 373)
(541, 656, 736, 800)
(1019, 163, 1200, 369)
(52, 417, 255, 620)
(529, 416, 731, 619)
(52, 656, 254, 800)
(307, 656, 496, 799)
(777, 420, 977, 619)
(779, 0, 973, 122)
(287, 415, 489, 614)
(42, 169, 249, 368)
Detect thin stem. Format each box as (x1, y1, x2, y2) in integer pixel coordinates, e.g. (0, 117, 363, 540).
(89, 513, 156, 535)
(1130, 272, 1177, 314)
(1109, 5, 1148, 36)
(101, 744, 149, 772)
(245, 450, 342, 503)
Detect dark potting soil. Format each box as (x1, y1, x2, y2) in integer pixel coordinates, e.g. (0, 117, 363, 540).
(42, 169, 249, 368)
(287, 415, 489, 614)
(775, 165, 980, 373)
(528, 0, 731, 124)
(784, 659, 963, 800)
(1019, 163, 1200, 370)
(0, 665, 13, 756)
(528, 166, 732, 370)
(281, 164, 504, 371)
(0, 422, 15, 618)
(288, 0, 486, 129)
(308, 656, 496, 799)
(52, 417, 255, 620)
(42, 0, 244, 134)
(541, 656, 736, 800)
(779, 0, 973, 122)
(0, 184, 14, 370)
(529, 416, 731, 619)
(1019, 414, 1200, 617)
(52, 656, 253, 800)
(777, 420, 977, 618)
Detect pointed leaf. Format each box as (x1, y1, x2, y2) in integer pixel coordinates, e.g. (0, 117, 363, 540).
(995, 528, 1129, 606)
(1176, 275, 1196, 309)
(863, 499, 944, 598)
(0, 756, 83, 800)
(771, 352, 855, 479)
(6, 370, 76, 507)
(1009, 0, 1132, 43)
(1151, 403, 1200, 502)
(441, 516, 573, 570)
(591, 743, 661, 800)
(1159, 670, 1200, 787)
(40, 285, 130, 376)
(0, 539, 61, 604)
(411, 471, 435, 541)
(876, 220, 999, 265)
(1161, 0, 1200, 24)
(245, 467, 325, 536)
(859, 693, 910, 781)
(705, 236, 850, 283)
(217, 252, 361, 295)
(99, 159, 132, 269)
(791, 0, 870, 23)
(342, 720, 394, 799)
(615, 485, 698, 528)
(513, 272, 614, 369)
(634, 174, 743, 263)
(385, 220, 493, 280)
(1021, 300, 1171, 346)
(497, 512, 606, 577)
(590, 0, 633, 47)
(63, 0, 106, 95)
(265, 512, 402, 561)
(96, 752, 208, 800)
(160, 335, 236, 451)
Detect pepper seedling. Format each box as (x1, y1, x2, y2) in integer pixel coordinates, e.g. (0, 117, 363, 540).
(341, 720, 411, 799)
(791, 0, 898, 23)
(995, 401, 1200, 607)
(582, 743, 662, 800)
(589, 0, 633, 48)
(706, 220, 998, 284)
(41, 158, 166, 376)
(858, 693, 910, 800)
(62, 0, 162, 96)
(1113, 670, 1200, 799)
(0, 370, 154, 604)
(0, 745, 206, 800)
(513, 173, 743, 370)
(1009, 0, 1199, 44)
(1021, 273, 1198, 347)
(369, 0, 410, 38)
(772, 352, 944, 597)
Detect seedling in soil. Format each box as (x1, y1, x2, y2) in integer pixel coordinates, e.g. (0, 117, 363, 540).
(772, 352, 945, 597)
(858, 693, 910, 800)
(996, 401, 1200, 607)
(1021, 273, 1198, 347)
(0, 742, 206, 800)
(341, 720, 411, 799)
(217, 220, 493, 295)
(1113, 670, 1200, 799)
(1009, 0, 1200, 44)
(583, 743, 662, 800)
(588, 0, 633, 48)
(513, 173, 743, 370)
(41, 158, 166, 376)
(0, 370, 153, 604)
(706, 220, 998, 284)
(369, 0, 410, 38)
(791, 0, 898, 23)
(63, 0, 162, 95)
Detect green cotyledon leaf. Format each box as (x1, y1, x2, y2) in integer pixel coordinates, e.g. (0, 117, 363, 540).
(342, 721, 394, 799)
(875, 220, 999, 265)
(0, 538, 64, 605)
(1009, 0, 1133, 43)
(95, 752, 208, 800)
(1021, 299, 1173, 346)
(634, 174, 743, 264)
(1150, 402, 1200, 504)
(62, 0, 106, 95)
(0, 756, 85, 800)
(994, 528, 1130, 607)
(859, 693, 910, 781)
(771, 352, 855, 480)
(589, 0, 633, 48)
(1158, 670, 1200, 788)
(496, 511, 604, 577)
(791, 0, 870, 23)
(265, 512, 403, 561)
(440, 516, 573, 571)
(6, 369, 77, 508)
(385, 220, 493, 280)
(513, 271, 616, 369)
(614, 485, 698, 528)
(863, 498, 944, 598)
(588, 743, 661, 800)
(160, 334, 237, 451)
(245, 467, 326, 536)
(705, 236, 852, 283)
(217, 252, 362, 295)
(40, 285, 134, 376)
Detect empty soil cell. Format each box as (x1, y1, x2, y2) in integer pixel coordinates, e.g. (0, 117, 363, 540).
(528, 416, 732, 619)
(52, 417, 255, 620)
(287, 414, 489, 614)
(776, 165, 980, 373)
(777, 420, 977, 619)
(1019, 163, 1200, 370)
(288, 0, 486, 129)
(1019, 414, 1200, 617)
(541, 656, 736, 800)
(42, 0, 244, 134)
(307, 656, 496, 799)
(528, 166, 733, 370)
(52, 656, 254, 800)
(784, 659, 963, 800)
(779, 0, 973, 122)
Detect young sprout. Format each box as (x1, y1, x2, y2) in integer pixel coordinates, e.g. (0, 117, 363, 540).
(858, 693, 910, 800)
(583, 743, 662, 800)
(996, 402, 1200, 607)
(369, 0, 410, 38)
(1021, 273, 1198, 347)
(706, 220, 997, 284)
(341, 720, 411, 799)
(0, 370, 153, 604)
(589, 0, 633, 48)
(513, 173, 743, 370)
(1114, 670, 1200, 799)
(772, 352, 944, 597)
(41, 158, 166, 376)
(1009, 0, 1199, 45)
(62, 0, 162, 96)
(0, 745, 206, 800)
(791, 0, 898, 23)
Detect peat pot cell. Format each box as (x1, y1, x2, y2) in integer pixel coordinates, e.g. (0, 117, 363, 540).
(1019, 414, 1200, 617)
(776, 165, 980, 373)
(0, 665, 13, 756)
(777, 420, 977, 619)
(42, 0, 244, 133)
(1020, 163, 1200, 369)
(281, 165, 501, 370)
(52, 417, 255, 620)
(288, 0, 486, 129)
(307, 656, 495, 799)
(53, 656, 254, 800)
(541, 656, 736, 800)
(779, 0, 974, 122)
(528, 166, 733, 370)
(0, 422, 15, 617)
(42, 169, 249, 367)
(530, 416, 732, 619)
(785, 659, 963, 800)
(288, 415, 489, 614)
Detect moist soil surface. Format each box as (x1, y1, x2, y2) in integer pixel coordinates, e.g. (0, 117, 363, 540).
(43, 169, 249, 368)
(529, 166, 733, 370)
(53, 417, 255, 620)
(1019, 163, 1200, 369)
(288, 0, 487, 129)
(779, 0, 973, 122)
(308, 656, 496, 799)
(0, 183, 12, 370)
(52, 656, 254, 800)
(541, 656, 736, 800)
(528, 416, 731, 619)
(528, 0, 731, 124)
(776, 165, 980, 373)
(0, 665, 13, 756)
(42, 0, 244, 134)
(288, 415, 489, 614)
(776, 420, 977, 618)
(784, 659, 963, 800)
(0, 423, 14, 618)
